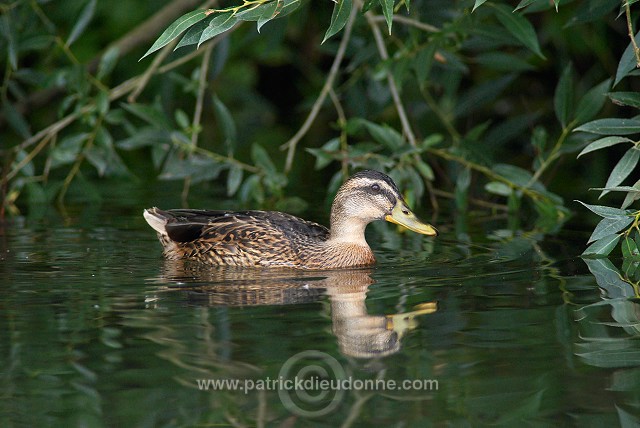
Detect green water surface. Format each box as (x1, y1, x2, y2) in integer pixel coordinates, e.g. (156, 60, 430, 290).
(2, 186, 639, 427)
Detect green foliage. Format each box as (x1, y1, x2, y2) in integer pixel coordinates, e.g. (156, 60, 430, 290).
(141, 0, 303, 59)
(323, 0, 353, 43)
(0, 0, 636, 252)
(490, 3, 544, 59)
(573, 0, 640, 259)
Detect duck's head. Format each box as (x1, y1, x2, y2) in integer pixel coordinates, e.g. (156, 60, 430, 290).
(329, 170, 438, 242)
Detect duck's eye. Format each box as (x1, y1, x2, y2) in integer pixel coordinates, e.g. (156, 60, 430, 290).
(371, 183, 381, 193)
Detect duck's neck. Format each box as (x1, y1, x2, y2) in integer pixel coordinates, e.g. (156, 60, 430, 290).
(323, 210, 376, 267)
(328, 218, 369, 244)
(328, 201, 372, 245)
(327, 192, 374, 245)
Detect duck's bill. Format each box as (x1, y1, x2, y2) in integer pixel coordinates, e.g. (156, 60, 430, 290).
(385, 203, 438, 236)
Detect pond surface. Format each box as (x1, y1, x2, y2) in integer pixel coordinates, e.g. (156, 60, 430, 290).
(2, 186, 640, 426)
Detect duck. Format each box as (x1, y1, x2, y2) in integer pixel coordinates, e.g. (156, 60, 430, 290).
(143, 170, 438, 269)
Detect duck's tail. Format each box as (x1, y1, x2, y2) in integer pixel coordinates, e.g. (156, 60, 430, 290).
(144, 208, 183, 259)
(143, 207, 169, 236)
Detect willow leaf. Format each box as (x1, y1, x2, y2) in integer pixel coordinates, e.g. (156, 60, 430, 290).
(323, 0, 352, 43)
(492, 4, 544, 59)
(608, 92, 640, 109)
(575, 79, 611, 125)
(472, 0, 489, 12)
(554, 64, 574, 128)
(575, 200, 631, 218)
(67, 0, 96, 47)
(578, 136, 633, 158)
(601, 148, 640, 198)
(588, 217, 632, 243)
(379, 0, 394, 34)
(575, 118, 640, 135)
(198, 13, 237, 48)
(141, 10, 208, 60)
(582, 234, 621, 257)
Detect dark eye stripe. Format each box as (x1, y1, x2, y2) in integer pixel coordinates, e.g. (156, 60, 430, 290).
(361, 182, 396, 205)
(385, 191, 397, 205)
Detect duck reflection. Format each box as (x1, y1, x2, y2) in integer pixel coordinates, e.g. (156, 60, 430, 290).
(326, 274, 437, 358)
(150, 261, 437, 358)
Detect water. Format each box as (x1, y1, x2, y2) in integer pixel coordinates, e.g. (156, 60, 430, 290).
(2, 188, 640, 426)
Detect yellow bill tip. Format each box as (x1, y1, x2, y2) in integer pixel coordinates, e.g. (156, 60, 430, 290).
(385, 204, 438, 236)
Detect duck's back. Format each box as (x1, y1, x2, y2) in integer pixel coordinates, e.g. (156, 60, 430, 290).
(144, 208, 330, 268)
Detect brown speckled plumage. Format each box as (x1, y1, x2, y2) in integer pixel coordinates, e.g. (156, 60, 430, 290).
(144, 170, 438, 270)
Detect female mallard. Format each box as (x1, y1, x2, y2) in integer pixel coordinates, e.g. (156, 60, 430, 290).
(143, 170, 438, 269)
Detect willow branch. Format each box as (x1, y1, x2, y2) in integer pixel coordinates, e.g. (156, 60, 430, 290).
(182, 43, 215, 204)
(15, 111, 82, 153)
(57, 115, 104, 204)
(419, 86, 461, 143)
(129, 0, 220, 103)
(6, 133, 53, 181)
(625, 0, 640, 67)
(371, 14, 440, 33)
(341, 393, 374, 428)
(192, 44, 214, 147)
(329, 87, 351, 176)
(280, 3, 358, 173)
(425, 178, 439, 212)
(431, 188, 508, 211)
(428, 147, 551, 203)
(15, 31, 232, 154)
(172, 140, 260, 174)
(128, 38, 178, 103)
(364, 10, 416, 147)
(365, 8, 442, 210)
(527, 124, 572, 186)
(0, 0, 204, 126)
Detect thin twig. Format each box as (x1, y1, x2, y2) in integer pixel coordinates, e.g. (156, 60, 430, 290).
(6, 133, 53, 181)
(129, 0, 219, 102)
(256, 388, 266, 428)
(172, 139, 260, 173)
(341, 393, 373, 428)
(192, 44, 213, 147)
(425, 179, 439, 213)
(0, 0, 205, 126)
(128, 38, 178, 103)
(431, 188, 508, 211)
(224, 411, 247, 428)
(427, 147, 551, 203)
(329, 87, 346, 124)
(182, 43, 214, 205)
(365, 7, 443, 212)
(15, 111, 82, 153)
(371, 14, 440, 33)
(364, 10, 416, 147)
(15, 30, 234, 154)
(181, 176, 192, 207)
(56, 115, 104, 204)
(625, 0, 640, 68)
(57, 153, 85, 204)
(527, 125, 572, 186)
(280, 3, 358, 173)
(9, 31, 237, 203)
(419, 86, 461, 143)
(329, 88, 350, 177)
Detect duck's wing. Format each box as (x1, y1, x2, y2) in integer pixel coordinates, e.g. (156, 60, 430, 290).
(144, 208, 329, 267)
(156, 209, 329, 242)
